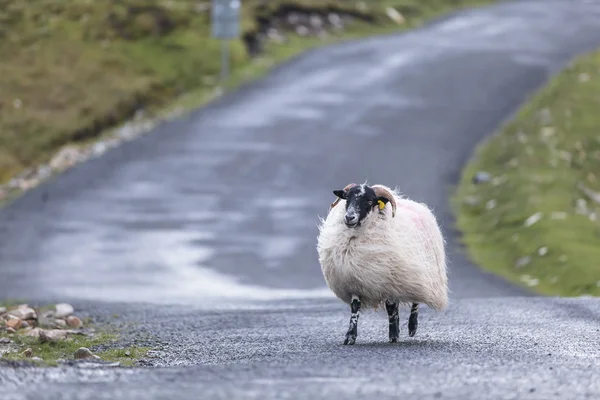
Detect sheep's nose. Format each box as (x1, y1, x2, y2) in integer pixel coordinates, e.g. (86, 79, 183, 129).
(344, 214, 358, 226)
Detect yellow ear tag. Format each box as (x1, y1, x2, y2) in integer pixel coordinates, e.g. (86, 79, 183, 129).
(377, 200, 386, 210)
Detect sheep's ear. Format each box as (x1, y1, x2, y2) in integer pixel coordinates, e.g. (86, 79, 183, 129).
(333, 190, 347, 199)
(377, 197, 389, 210)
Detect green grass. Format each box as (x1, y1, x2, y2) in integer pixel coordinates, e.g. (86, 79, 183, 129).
(1, 302, 152, 366)
(0, 331, 141, 366)
(0, 0, 495, 185)
(452, 49, 600, 297)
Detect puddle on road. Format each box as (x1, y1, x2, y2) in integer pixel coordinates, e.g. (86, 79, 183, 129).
(42, 227, 332, 306)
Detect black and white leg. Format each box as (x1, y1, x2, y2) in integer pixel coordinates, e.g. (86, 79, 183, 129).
(343, 295, 361, 345)
(385, 300, 399, 343)
(408, 303, 419, 337)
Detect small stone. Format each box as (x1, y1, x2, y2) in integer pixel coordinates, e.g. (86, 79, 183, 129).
(54, 319, 67, 328)
(485, 199, 497, 210)
(550, 211, 567, 220)
(21, 320, 29, 329)
(133, 109, 145, 121)
(579, 73, 590, 82)
(37, 165, 52, 180)
(0, 337, 11, 344)
(74, 347, 100, 360)
(6, 316, 23, 330)
(538, 108, 552, 125)
(540, 126, 556, 138)
(66, 316, 83, 329)
(125, 350, 131, 357)
(296, 25, 309, 36)
(39, 329, 68, 343)
(49, 146, 80, 170)
(463, 195, 480, 207)
(491, 175, 508, 186)
(520, 274, 539, 287)
(55, 303, 74, 318)
(385, 7, 405, 24)
(524, 212, 543, 227)
(22, 348, 33, 358)
(93, 142, 107, 156)
(309, 14, 323, 28)
(472, 171, 492, 184)
(0, 307, 6, 314)
(515, 256, 531, 269)
(31, 357, 43, 362)
(328, 13, 342, 29)
(538, 247, 548, 256)
(25, 328, 43, 338)
(575, 198, 588, 215)
(7, 306, 37, 321)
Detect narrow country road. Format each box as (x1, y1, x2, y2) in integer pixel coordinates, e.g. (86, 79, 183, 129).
(2, 0, 600, 399)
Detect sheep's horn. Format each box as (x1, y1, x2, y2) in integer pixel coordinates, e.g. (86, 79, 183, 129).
(330, 183, 357, 210)
(372, 185, 397, 217)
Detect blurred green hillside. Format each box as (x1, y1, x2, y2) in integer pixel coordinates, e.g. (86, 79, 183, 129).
(0, 0, 492, 184)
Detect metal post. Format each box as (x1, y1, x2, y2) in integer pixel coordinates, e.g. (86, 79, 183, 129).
(212, 0, 239, 84)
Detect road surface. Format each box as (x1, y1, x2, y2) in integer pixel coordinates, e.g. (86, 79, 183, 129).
(2, 0, 600, 398)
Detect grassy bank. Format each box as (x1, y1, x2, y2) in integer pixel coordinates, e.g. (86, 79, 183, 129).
(1, 301, 151, 367)
(452, 49, 600, 297)
(0, 0, 494, 186)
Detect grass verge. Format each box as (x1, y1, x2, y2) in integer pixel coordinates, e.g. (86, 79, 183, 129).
(1, 302, 151, 367)
(452, 49, 600, 297)
(0, 0, 495, 188)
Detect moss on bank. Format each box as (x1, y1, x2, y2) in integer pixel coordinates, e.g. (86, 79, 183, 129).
(452, 49, 600, 297)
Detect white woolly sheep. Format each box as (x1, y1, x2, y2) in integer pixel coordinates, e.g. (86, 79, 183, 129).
(316, 182, 448, 345)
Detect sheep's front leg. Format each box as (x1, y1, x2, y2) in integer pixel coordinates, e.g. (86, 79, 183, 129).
(385, 300, 399, 343)
(408, 303, 419, 337)
(343, 295, 361, 345)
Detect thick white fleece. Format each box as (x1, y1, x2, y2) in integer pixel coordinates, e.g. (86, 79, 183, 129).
(316, 185, 449, 311)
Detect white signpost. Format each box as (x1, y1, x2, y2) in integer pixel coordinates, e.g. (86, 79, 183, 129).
(212, 0, 241, 82)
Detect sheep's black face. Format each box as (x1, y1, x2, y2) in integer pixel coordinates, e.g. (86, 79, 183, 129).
(333, 184, 390, 228)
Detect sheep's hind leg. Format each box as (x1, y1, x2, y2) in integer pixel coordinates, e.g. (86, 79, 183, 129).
(343, 295, 361, 345)
(408, 303, 419, 337)
(385, 300, 399, 343)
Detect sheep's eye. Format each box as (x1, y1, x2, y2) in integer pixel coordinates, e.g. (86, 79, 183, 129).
(367, 200, 373, 206)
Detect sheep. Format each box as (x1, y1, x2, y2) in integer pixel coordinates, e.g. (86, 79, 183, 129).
(316, 182, 448, 345)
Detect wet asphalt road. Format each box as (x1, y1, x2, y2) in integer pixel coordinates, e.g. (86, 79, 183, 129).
(2, 0, 600, 398)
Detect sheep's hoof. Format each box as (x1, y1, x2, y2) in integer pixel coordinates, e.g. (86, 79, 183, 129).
(389, 337, 398, 343)
(343, 336, 356, 345)
(408, 320, 418, 337)
(408, 323, 417, 337)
